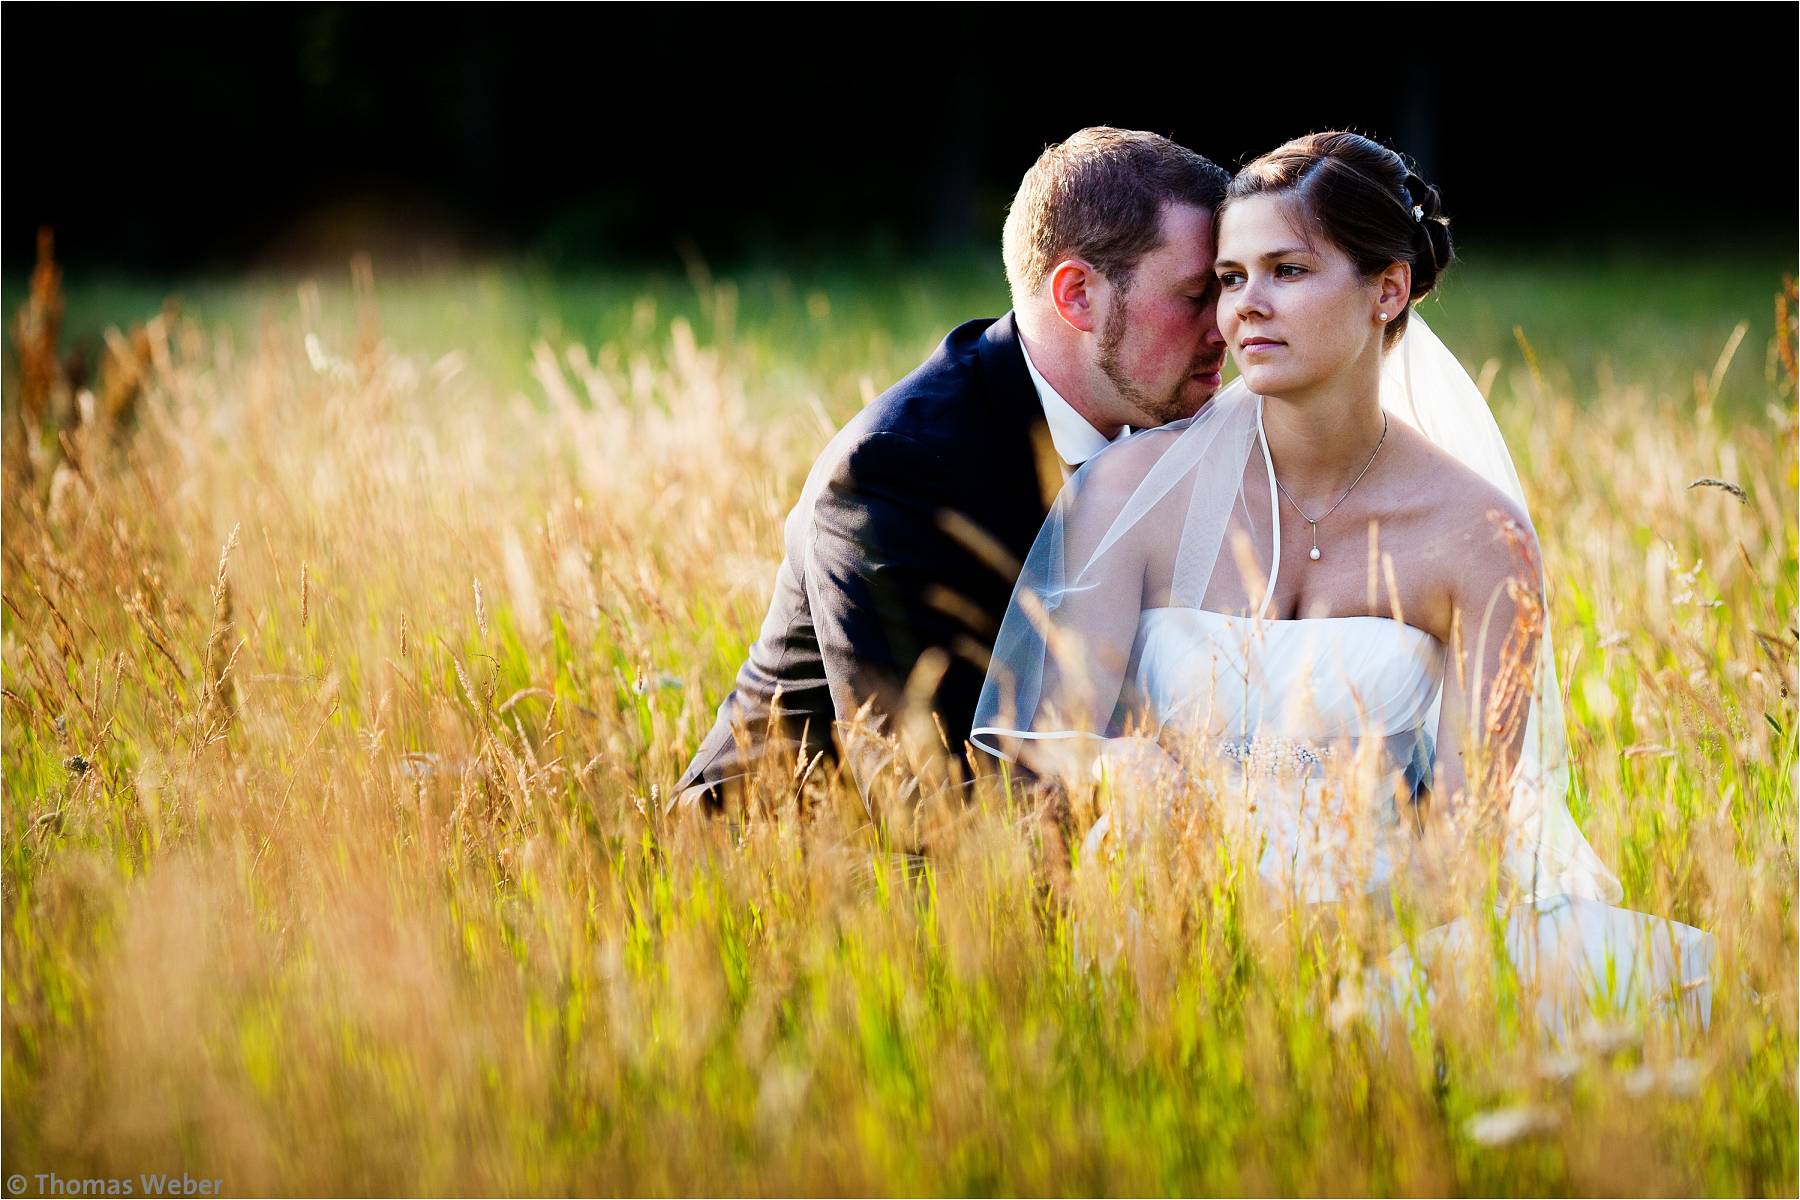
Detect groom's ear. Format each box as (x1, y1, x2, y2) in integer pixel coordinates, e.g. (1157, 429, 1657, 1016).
(1049, 259, 1101, 334)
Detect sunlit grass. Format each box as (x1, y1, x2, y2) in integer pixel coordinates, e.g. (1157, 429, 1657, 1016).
(1, 250, 1794, 1195)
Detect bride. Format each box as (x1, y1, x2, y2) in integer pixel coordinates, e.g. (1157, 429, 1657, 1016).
(971, 131, 1713, 1034)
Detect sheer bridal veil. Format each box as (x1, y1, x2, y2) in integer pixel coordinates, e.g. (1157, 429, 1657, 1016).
(971, 316, 1622, 904)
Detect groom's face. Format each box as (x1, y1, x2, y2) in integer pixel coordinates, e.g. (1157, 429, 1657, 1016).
(1094, 201, 1227, 427)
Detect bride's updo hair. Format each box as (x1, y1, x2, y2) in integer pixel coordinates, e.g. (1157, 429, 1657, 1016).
(1223, 131, 1454, 347)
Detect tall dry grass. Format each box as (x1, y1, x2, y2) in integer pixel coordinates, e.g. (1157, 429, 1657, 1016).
(1, 254, 1794, 1196)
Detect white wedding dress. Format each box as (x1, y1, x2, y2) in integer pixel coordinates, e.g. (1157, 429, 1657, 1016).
(1115, 420, 1716, 1037)
(974, 321, 1715, 1038)
(1131, 606, 1440, 904)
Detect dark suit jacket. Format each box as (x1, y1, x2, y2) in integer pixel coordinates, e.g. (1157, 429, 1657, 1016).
(676, 312, 1061, 810)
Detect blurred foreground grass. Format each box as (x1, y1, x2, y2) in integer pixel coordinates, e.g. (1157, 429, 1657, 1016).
(1, 246, 1795, 1195)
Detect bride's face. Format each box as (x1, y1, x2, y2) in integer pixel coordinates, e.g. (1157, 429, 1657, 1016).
(1215, 194, 1384, 397)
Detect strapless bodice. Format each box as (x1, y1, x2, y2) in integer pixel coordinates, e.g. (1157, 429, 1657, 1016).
(1128, 608, 1448, 902)
(1132, 608, 1445, 742)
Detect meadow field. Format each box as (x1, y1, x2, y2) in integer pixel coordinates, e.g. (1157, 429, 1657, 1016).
(2, 242, 1796, 1196)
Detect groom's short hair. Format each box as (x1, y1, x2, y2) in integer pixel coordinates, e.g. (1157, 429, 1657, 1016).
(1003, 127, 1229, 306)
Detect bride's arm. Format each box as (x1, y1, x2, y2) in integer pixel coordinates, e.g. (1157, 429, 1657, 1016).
(998, 438, 1174, 787)
(1430, 507, 1545, 832)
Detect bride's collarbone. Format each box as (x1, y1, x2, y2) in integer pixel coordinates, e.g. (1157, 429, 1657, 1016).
(1147, 443, 1473, 634)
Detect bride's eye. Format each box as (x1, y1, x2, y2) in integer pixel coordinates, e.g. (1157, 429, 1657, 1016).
(1218, 271, 1246, 289)
(1276, 263, 1307, 279)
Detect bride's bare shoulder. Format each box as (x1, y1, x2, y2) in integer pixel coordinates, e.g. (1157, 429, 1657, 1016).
(1392, 422, 1541, 583)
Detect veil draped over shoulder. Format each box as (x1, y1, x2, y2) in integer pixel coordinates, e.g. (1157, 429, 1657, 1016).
(971, 316, 1622, 904)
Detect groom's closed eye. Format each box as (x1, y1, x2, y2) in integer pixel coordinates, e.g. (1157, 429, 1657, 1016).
(1175, 272, 1218, 301)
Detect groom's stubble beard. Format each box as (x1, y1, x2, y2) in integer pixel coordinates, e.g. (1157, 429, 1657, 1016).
(1096, 288, 1193, 429)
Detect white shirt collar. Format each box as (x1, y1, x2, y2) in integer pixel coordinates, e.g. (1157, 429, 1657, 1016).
(1017, 333, 1129, 466)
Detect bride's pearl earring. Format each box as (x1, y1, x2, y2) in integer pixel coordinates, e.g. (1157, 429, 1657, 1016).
(1378, 312, 1390, 322)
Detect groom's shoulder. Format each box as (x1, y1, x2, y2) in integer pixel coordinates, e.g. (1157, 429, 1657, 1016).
(825, 314, 1023, 459)
(866, 314, 1013, 434)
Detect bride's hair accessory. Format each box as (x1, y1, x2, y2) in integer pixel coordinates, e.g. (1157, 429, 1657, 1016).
(1403, 172, 1450, 273)
(1271, 412, 1388, 562)
(1224, 133, 1455, 346)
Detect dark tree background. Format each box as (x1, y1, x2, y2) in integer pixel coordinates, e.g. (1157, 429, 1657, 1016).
(5, 4, 1795, 274)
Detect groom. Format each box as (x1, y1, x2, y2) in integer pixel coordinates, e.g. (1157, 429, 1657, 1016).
(675, 127, 1230, 814)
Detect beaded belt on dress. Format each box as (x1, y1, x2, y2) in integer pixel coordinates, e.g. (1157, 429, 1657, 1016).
(1217, 736, 1334, 776)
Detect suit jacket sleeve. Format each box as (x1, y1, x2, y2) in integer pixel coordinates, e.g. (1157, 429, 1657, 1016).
(803, 429, 971, 747)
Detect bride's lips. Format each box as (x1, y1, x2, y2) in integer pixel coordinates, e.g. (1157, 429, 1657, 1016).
(1240, 336, 1284, 357)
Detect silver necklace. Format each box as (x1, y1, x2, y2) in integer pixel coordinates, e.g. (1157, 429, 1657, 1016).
(1271, 413, 1389, 561)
